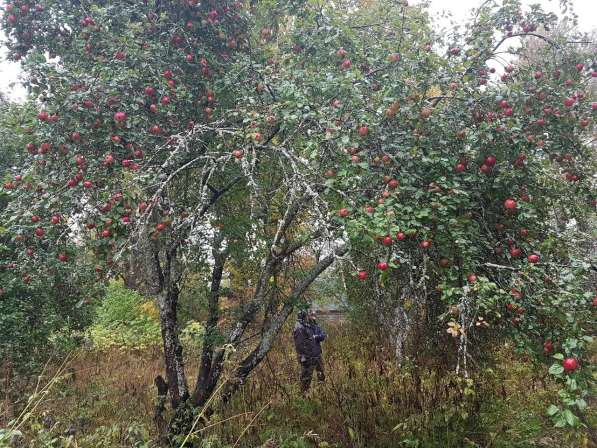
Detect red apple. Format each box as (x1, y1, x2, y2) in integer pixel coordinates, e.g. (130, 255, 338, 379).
(484, 155, 497, 166)
(396, 232, 406, 241)
(338, 208, 349, 218)
(543, 340, 553, 354)
(377, 261, 388, 271)
(382, 236, 393, 246)
(467, 273, 477, 283)
(51, 215, 61, 225)
(510, 247, 522, 257)
(103, 154, 114, 166)
(503, 198, 517, 210)
(357, 270, 368, 280)
(454, 163, 466, 173)
(100, 229, 111, 238)
(527, 254, 540, 263)
(510, 288, 523, 299)
(358, 125, 369, 137)
(420, 239, 432, 249)
(39, 142, 51, 154)
(562, 357, 578, 372)
(563, 97, 575, 107)
(35, 227, 45, 237)
(57, 253, 69, 262)
(114, 111, 127, 122)
(31, 215, 40, 223)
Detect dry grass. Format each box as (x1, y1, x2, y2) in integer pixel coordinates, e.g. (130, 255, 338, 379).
(3, 322, 594, 448)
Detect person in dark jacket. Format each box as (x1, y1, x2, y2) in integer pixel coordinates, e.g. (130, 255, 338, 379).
(293, 310, 326, 393)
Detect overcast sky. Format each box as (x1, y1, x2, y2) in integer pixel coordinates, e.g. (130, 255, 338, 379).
(0, 0, 595, 102)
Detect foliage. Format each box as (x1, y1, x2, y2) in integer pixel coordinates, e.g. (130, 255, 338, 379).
(0, 100, 103, 375)
(87, 280, 161, 350)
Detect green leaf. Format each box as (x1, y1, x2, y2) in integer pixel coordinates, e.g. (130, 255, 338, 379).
(546, 405, 559, 416)
(562, 409, 578, 427)
(548, 364, 564, 375)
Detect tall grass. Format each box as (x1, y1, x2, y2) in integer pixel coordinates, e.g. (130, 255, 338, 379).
(2, 322, 593, 447)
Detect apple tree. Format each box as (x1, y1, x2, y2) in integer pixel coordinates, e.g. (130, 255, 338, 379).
(2, 0, 349, 440)
(306, 0, 596, 429)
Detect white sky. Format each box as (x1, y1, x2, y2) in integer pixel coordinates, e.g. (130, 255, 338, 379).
(0, 0, 595, 102)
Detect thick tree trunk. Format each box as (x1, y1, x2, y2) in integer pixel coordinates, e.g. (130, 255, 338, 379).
(193, 235, 227, 406)
(157, 285, 188, 408)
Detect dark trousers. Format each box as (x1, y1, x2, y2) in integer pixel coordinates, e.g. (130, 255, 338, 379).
(300, 357, 325, 392)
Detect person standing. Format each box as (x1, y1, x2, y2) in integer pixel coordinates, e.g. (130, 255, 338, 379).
(293, 310, 326, 394)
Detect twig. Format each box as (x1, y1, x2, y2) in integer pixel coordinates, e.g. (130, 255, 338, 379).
(178, 378, 229, 448)
(232, 400, 271, 448)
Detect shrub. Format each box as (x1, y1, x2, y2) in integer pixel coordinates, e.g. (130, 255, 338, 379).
(87, 280, 161, 350)
(180, 320, 206, 355)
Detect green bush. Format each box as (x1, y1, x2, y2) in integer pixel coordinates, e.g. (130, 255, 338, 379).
(87, 280, 161, 350)
(180, 320, 206, 355)
(0, 269, 97, 374)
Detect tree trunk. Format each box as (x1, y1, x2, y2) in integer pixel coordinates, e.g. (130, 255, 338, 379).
(157, 285, 188, 408)
(193, 235, 227, 406)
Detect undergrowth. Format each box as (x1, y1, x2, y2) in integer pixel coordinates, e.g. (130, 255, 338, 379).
(1, 323, 594, 448)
